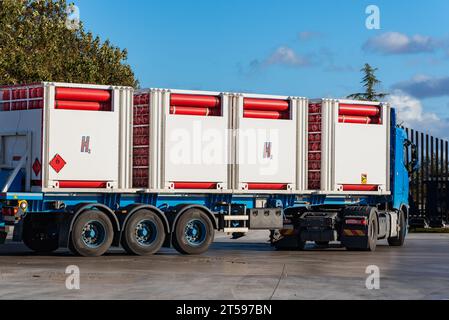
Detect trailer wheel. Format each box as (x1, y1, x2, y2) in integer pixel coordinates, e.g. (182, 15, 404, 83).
(388, 209, 406, 247)
(345, 210, 378, 252)
(22, 216, 59, 254)
(315, 241, 330, 247)
(69, 210, 114, 257)
(366, 214, 378, 251)
(121, 210, 165, 256)
(172, 209, 214, 255)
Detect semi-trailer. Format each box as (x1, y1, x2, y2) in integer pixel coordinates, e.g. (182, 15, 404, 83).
(0, 82, 417, 256)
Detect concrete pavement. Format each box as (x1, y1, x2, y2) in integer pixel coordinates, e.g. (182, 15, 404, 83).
(0, 232, 448, 300)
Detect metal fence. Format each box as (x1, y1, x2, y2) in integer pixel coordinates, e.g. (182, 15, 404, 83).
(403, 127, 449, 228)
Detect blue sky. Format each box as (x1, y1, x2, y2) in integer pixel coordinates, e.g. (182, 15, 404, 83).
(74, 0, 449, 137)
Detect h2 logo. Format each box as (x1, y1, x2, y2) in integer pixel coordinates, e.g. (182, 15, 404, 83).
(81, 136, 91, 154)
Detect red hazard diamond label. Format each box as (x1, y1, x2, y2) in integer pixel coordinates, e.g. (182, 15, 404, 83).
(32, 159, 41, 176)
(50, 154, 66, 173)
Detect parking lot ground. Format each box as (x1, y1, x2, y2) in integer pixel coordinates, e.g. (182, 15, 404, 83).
(0, 232, 448, 300)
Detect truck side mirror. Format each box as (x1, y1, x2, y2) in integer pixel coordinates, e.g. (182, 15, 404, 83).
(404, 139, 419, 174)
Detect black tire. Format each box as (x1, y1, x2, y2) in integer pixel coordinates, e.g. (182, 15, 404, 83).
(315, 241, 330, 247)
(69, 210, 114, 257)
(172, 209, 214, 255)
(366, 213, 378, 251)
(22, 216, 59, 254)
(121, 210, 165, 256)
(388, 209, 406, 247)
(344, 210, 378, 252)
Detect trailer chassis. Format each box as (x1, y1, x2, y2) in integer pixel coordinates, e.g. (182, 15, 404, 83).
(0, 190, 407, 256)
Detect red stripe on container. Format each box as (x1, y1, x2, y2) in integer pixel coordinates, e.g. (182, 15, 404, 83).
(58, 181, 108, 189)
(339, 104, 380, 117)
(244, 110, 289, 119)
(342, 184, 379, 192)
(173, 182, 218, 189)
(55, 100, 111, 111)
(247, 183, 288, 190)
(170, 106, 220, 116)
(338, 115, 372, 124)
(244, 98, 290, 112)
(170, 94, 221, 108)
(55, 88, 111, 102)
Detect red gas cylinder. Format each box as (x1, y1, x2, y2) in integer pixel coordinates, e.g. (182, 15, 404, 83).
(309, 181, 321, 189)
(55, 100, 102, 111)
(309, 161, 321, 170)
(55, 88, 111, 102)
(309, 123, 321, 132)
(244, 98, 290, 112)
(339, 104, 380, 117)
(170, 106, 220, 117)
(309, 143, 321, 151)
(2, 90, 10, 100)
(244, 110, 289, 119)
(37, 100, 44, 109)
(308, 172, 320, 181)
(339, 115, 372, 124)
(29, 87, 43, 99)
(2, 103, 8, 111)
(35, 87, 44, 98)
(171, 94, 220, 108)
(19, 89, 27, 99)
(309, 104, 321, 114)
(309, 114, 321, 123)
(12, 90, 20, 100)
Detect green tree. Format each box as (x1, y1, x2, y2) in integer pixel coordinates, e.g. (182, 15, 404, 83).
(0, 0, 137, 87)
(347, 63, 388, 101)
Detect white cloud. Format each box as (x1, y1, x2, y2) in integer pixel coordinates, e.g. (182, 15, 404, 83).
(363, 32, 442, 55)
(265, 46, 311, 67)
(241, 46, 315, 75)
(388, 90, 449, 139)
(394, 75, 449, 98)
(244, 43, 355, 73)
